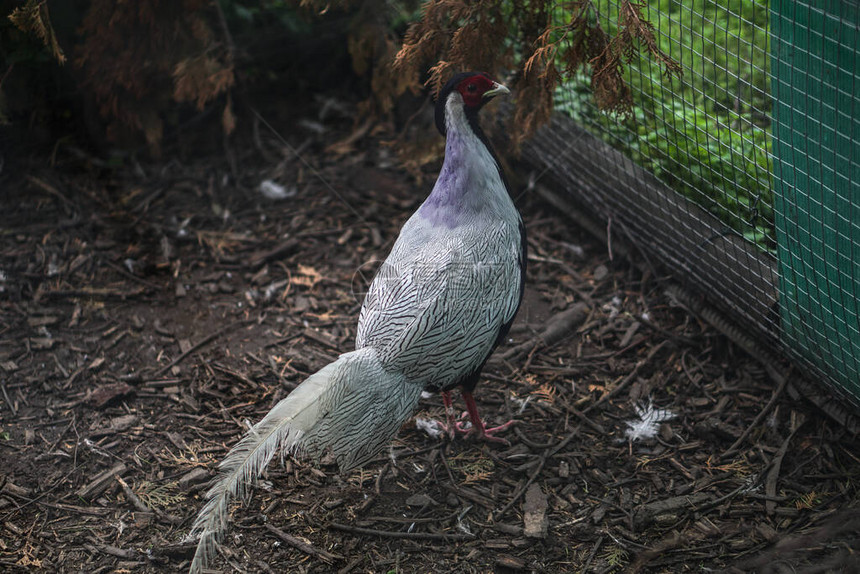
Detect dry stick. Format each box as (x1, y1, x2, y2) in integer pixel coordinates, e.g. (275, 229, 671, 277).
(499, 302, 589, 361)
(493, 425, 582, 521)
(37, 287, 147, 300)
(115, 474, 184, 524)
(765, 418, 805, 515)
(45, 412, 76, 462)
(265, 523, 343, 563)
(116, 476, 151, 513)
(512, 424, 554, 449)
(440, 482, 495, 510)
(76, 462, 127, 499)
(211, 363, 259, 389)
(328, 522, 475, 541)
(721, 372, 790, 460)
(365, 509, 463, 525)
(581, 535, 605, 573)
(666, 285, 794, 460)
(1, 431, 83, 521)
(250, 108, 372, 230)
(85, 542, 138, 560)
(101, 259, 163, 291)
(439, 447, 458, 485)
(337, 555, 365, 574)
(0, 382, 16, 415)
(567, 406, 606, 435)
(437, 450, 496, 509)
(582, 340, 668, 415)
(374, 463, 387, 496)
(732, 509, 860, 572)
(154, 318, 254, 378)
(353, 464, 387, 515)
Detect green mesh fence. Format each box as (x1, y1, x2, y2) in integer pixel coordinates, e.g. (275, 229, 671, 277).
(771, 0, 860, 398)
(520, 0, 860, 406)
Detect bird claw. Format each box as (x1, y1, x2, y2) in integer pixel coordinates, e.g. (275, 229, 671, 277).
(438, 420, 457, 441)
(437, 416, 467, 440)
(438, 390, 516, 445)
(449, 418, 516, 445)
(471, 419, 517, 445)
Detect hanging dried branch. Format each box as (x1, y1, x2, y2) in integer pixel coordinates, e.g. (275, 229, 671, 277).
(616, 1, 682, 77)
(172, 55, 235, 111)
(74, 0, 233, 154)
(8, 0, 65, 64)
(393, 0, 681, 145)
(395, 0, 514, 97)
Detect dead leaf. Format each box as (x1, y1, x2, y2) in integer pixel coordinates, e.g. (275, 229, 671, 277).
(1, 360, 19, 372)
(324, 117, 373, 155)
(293, 264, 323, 288)
(88, 382, 136, 409)
(29, 337, 55, 350)
(523, 483, 548, 538)
(222, 95, 236, 136)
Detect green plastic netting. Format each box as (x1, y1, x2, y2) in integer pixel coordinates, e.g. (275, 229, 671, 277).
(519, 0, 860, 406)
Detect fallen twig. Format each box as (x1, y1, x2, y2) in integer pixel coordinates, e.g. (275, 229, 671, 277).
(116, 476, 151, 513)
(102, 259, 163, 290)
(265, 523, 343, 563)
(765, 415, 805, 515)
(328, 522, 475, 541)
(581, 535, 605, 573)
(493, 425, 581, 521)
(0, 382, 16, 415)
(721, 371, 791, 460)
(154, 319, 254, 377)
(36, 287, 148, 301)
(85, 542, 139, 560)
(500, 302, 589, 361)
(75, 462, 127, 500)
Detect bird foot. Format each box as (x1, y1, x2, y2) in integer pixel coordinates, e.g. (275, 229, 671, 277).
(458, 419, 516, 445)
(451, 418, 516, 445)
(436, 420, 457, 441)
(437, 411, 469, 440)
(438, 390, 516, 445)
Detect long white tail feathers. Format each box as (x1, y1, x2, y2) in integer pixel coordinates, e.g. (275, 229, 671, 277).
(187, 348, 422, 574)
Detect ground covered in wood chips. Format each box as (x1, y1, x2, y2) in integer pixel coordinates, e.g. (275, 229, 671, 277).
(2, 98, 860, 574)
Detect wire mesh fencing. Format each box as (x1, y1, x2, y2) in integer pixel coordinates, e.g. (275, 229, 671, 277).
(516, 0, 860, 409)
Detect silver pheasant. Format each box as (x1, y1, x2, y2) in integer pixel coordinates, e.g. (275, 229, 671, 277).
(187, 71, 526, 573)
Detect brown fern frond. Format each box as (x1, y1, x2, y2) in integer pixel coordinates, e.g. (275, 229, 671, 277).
(618, 1, 682, 77)
(511, 72, 554, 148)
(427, 60, 455, 97)
(172, 55, 235, 110)
(74, 0, 232, 153)
(361, 0, 681, 154)
(8, 0, 66, 64)
(222, 93, 236, 136)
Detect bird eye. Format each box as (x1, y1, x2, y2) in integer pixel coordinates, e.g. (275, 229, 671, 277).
(466, 83, 477, 93)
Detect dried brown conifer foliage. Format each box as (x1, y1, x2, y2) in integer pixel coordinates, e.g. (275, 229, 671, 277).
(344, 2, 419, 119)
(75, 0, 234, 154)
(7, 0, 65, 64)
(395, 0, 680, 146)
(294, 0, 421, 122)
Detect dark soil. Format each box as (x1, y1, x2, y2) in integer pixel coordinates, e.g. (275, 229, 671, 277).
(2, 99, 859, 574)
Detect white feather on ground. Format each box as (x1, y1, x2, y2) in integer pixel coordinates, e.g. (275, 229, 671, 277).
(415, 417, 444, 439)
(624, 399, 675, 442)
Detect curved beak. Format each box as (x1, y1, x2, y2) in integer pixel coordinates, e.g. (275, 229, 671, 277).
(483, 81, 511, 99)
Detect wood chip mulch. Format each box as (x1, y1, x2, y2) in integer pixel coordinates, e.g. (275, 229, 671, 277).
(1, 100, 859, 574)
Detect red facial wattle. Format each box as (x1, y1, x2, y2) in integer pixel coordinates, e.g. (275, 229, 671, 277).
(456, 73, 496, 107)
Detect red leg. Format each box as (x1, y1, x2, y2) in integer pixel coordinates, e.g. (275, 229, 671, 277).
(439, 390, 457, 440)
(460, 390, 515, 444)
